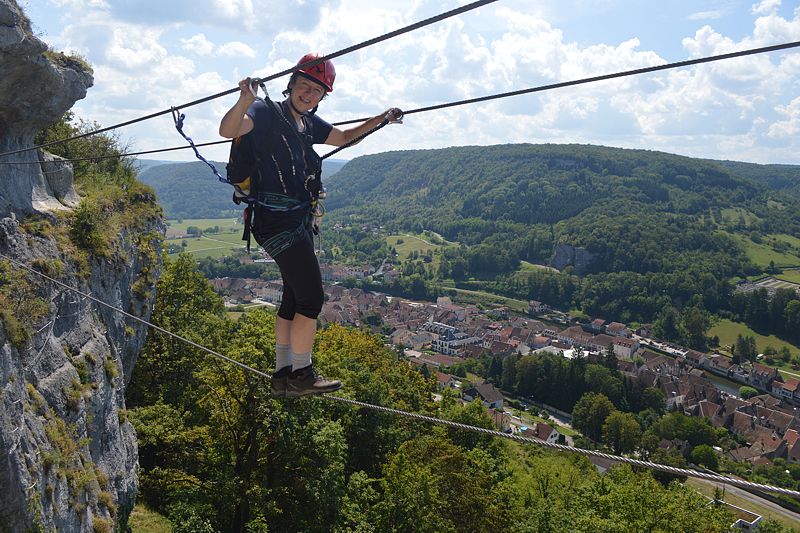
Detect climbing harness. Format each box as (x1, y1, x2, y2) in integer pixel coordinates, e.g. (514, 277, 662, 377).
(173, 78, 401, 252)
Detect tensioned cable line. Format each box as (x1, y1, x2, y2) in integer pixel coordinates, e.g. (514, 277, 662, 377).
(4, 39, 798, 166)
(1, 251, 799, 498)
(0, 140, 231, 166)
(0, 112, 389, 166)
(0, 0, 498, 160)
(0, 252, 269, 379)
(333, 40, 800, 125)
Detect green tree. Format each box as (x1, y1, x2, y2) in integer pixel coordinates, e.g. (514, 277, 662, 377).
(739, 386, 759, 400)
(640, 387, 666, 415)
(602, 411, 641, 454)
(786, 300, 800, 343)
(653, 305, 683, 343)
(603, 343, 618, 370)
(336, 471, 380, 532)
(127, 253, 226, 411)
(690, 444, 719, 470)
(734, 334, 757, 364)
(681, 306, 711, 351)
(583, 365, 622, 406)
(567, 466, 732, 530)
(649, 448, 689, 485)
(378, 435, 513, 532)
(651, 412, 717, 447)
(572, 392, 615, 442)
(638, 430, 661, 460)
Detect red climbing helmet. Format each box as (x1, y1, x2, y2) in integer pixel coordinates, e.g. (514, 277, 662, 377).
(295, 52, 335, 93)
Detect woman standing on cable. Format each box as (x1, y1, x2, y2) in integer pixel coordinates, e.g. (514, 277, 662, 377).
(219, 53, 402, 398)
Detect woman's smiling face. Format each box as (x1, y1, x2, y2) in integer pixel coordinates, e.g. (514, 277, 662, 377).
(291, 76, 326, 112)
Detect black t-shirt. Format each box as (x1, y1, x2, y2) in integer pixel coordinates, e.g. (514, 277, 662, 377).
(246, 99, 333, 236)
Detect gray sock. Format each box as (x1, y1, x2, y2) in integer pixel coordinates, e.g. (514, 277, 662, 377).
(291, 350, 312, 372)
(275, 343, 291, 372)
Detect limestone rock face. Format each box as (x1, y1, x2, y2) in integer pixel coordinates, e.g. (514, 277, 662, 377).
(549, 242, 595, 276)
(0, 1, 162, 531)
(0, 219, 162, 531)
(0, 0, 93, 218)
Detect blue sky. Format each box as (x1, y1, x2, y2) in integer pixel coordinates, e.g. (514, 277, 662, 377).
(21, 0, 800, 164)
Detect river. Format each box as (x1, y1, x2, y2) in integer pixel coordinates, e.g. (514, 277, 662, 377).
(704, 371, 742, 398)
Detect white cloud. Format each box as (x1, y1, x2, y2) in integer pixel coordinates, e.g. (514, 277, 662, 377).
(768, 96, 800, 137)
(216, 41, 257, 58)
(104, 26, 168, 72)
(688, 10, 725, 21)
(50, 0, 109, 7)
(752, 0, 781, 16)
(24, 0, 800, 165)
(180, 34, 215, 56)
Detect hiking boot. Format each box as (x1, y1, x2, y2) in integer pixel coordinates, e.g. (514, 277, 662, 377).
(270, 366, 292, 397)
(286, 365, 342, 398)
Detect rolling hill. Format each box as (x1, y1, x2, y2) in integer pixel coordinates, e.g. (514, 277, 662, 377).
(136, 158, 347, 219)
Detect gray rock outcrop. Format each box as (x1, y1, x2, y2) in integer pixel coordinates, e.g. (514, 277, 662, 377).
(549, 242, 595, 275)
(0, 1, 163, 531)
(0, 0, 93, 218)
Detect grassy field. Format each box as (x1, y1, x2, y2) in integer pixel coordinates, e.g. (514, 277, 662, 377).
(721, 232, 800, 268)
(170, 234, 247, 259)
(386, 234, 441, 260)
(164, 218, 247, 259)
(720, 207, 762, 228)
(685, 478, 800, 530)
(166, 217, 241, 232)
(771, 234, 800, 248)
(386, 233, 448, 272)
(518, 261, 559, 273)
(777, 269, 800, 284)
(450, 287, 529, 314)
(708, 319, 799, 364)
(128, 505, 172, 532)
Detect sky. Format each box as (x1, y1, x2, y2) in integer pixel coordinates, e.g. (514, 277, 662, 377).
(21, 0, 800, 165)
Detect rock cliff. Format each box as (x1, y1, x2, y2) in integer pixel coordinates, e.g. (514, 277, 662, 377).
(549, 242, 595, 276)
(0, 1, 163, 531)
(0, 0, 91, 217)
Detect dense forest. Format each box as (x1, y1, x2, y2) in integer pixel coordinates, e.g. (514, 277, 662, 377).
(325, 144, 800, 271)
(135, 143, 800, 345)
(123, 255, 744, 532)
(323, 144, 800, 338)
(712, 159, 800, 195)
(35, 113, 799, 530)
(136, 159, 346, 219)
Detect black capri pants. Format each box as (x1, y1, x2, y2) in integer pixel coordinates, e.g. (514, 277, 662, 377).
(271, 228, 324, 321)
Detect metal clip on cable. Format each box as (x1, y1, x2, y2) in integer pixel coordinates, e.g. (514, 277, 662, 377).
(248, 78, 270, 101)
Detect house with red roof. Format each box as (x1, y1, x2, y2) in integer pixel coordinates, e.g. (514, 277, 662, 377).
(772, 377, 800, 402)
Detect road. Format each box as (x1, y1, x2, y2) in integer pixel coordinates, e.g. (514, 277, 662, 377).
(689, 478, 800, 528)
(723, 484, 800, 527)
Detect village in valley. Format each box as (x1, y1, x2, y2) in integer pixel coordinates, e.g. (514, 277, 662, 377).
(210, 266, 800, 474)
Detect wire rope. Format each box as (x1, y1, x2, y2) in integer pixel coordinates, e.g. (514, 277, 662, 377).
(0, 141, 231, 165)
(0, 0, 498, 160)
(3, 39, 798, 166)
(334, 40, 800, 125)
(1, 251, 799, 498)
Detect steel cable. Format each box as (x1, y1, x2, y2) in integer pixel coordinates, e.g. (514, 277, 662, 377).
(3, 39, 798, 166)
(0, 0, 498, 160)
(333, 40, 800, 125)
(1, 251, 799, 498)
